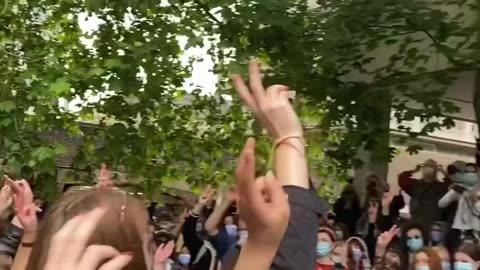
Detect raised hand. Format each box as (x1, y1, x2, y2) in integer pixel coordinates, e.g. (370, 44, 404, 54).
(6, 177, 37, 234)
(198, 185, 215, 205)
(231, 60, 303, 141)
(44, 208, 132, 270)
(377, 225, 398, 249)
(235, 138, 290, 249)
(0, 184, 12, 216)
(153, 240, 175, 270)
(382, 192, 395, 208)
(96, 163, 114, 188)
(226, 187, 238, 204)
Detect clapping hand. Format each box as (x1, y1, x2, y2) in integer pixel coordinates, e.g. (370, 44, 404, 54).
(235, 138, 290, 249)
(44, 208, 133, 270)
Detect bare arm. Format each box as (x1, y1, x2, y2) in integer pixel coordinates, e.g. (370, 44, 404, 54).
(274, 140, 308, 188)
(204, 200, 232, 236)
(10, 219, 35, 270)
(438, 189, 461, 208)
(234, 243, 277, 270)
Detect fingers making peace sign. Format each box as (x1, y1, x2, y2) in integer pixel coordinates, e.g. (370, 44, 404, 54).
(377, 225, 399, 250)
(231, 60, 303, 141)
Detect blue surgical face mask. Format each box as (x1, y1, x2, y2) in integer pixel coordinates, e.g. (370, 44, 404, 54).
(178, 253, 191, 266)
(225, 224, 238, 238)
(316, 241, 332, 257)
(416, 266, 430, 270)
(454, 262, 474, 270)
(407, 238, 424, 252)
(442, 262, 451, 270)
(455, 173, 478, 186)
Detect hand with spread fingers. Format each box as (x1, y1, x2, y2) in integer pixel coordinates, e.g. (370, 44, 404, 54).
(231, 60, 303, 141)
(234, 138, 290, 270)
(44, 207, 133, 270)
(377, 225, 399, 250)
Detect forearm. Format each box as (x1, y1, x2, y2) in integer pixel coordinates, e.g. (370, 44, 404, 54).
(0, 223, 23, 259)
(274, 139, 308, 188)
(234, 242, 276, 270)
(382, 205, 390, 216)
(205, 202, 230, 234)
(11, 227, 35, 270)
(375, 246, 386, 258)
(191, 202, 206, 216)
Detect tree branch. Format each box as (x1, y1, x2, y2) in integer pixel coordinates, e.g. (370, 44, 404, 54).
(193, 0, 221, 24)
(370, 65, 479, 88)
(420, 29, 462, 66)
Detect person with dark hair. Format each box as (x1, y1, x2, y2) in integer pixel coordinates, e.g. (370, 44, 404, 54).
(334, 184, 361, 236)
(400, 221, 430, 263)
(398, 159, 450, 227)
(374, 226, 408, 270)
(430, 222, 448, 247)
(454, 242, 480, 270)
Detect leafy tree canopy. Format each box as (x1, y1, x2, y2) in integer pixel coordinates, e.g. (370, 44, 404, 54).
(1, 0, 475, 199)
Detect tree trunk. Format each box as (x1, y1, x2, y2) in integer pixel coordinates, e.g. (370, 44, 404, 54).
(354, 93, 392, 205)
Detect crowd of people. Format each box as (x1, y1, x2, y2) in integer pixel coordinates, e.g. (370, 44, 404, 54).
(0, 60, 478, 270)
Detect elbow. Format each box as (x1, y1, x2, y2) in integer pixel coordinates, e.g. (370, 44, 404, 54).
(203, 223, 217, 235)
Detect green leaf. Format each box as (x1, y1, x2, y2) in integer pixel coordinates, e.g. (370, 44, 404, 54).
(0, 101, 16, 112)
(89, 67, 105, 77)
(0, 118, 12, 127)
(49, 78, 71, 95)
(32, 147, 55, 162)
(104, 59, 123, 69)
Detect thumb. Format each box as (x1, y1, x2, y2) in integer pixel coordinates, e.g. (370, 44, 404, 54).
(263, 172, 286, 205)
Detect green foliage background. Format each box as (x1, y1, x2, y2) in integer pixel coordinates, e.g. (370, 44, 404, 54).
(0, 0, 478, 200)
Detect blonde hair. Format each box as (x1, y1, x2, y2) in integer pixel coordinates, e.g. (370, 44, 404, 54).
(26, 189, 150, 270)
